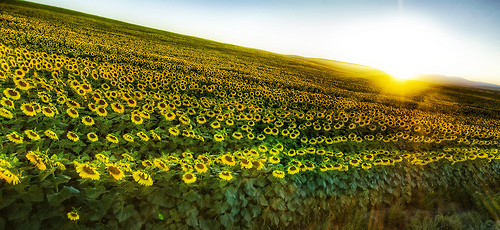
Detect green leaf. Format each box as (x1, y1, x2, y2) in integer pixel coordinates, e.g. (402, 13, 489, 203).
(241, 207, 252, 222)
(271, 212, 279, 226)
(115, 204, 135, 222)
(183, 190, 202, 203)
(0, 216, 5, 230)
(220, 213, 233, 227)
(177, 200, 190, 212)
(23, 185, 44, 202)
(199, 219, 211, 230)
(271, 198, 286, 211)
(139, 186, 156, 196)
(227, 195, 238, 206)
(280, 211, 292, 226)
(38, 168, 55, 181)
(8, 202, 32, 221)
(215, 202, 230, 214)
(274, 186, 285, 199)
(185, 207, 199, 227)
(258, 194, 268, 206)
(251, 204, 261, 218)
(37, 204, 63, 221)
(46, 186, 72, 206)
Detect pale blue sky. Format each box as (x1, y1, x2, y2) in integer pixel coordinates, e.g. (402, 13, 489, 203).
(26, 0, 500, 84)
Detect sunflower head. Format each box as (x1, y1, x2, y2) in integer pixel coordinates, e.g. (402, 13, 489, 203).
(219, 171, 233, 181)
(67, 212, 79, 221)
(182, 172, 197, 184)
(132, 171, 153, 186)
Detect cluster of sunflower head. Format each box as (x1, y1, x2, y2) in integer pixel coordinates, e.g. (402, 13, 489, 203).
(1, 24, 500, 190)
(0, 158, 20, 185)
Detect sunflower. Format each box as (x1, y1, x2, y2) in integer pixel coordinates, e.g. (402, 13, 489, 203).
(31, 102, 41, 113)
(287, 165, 299, 175)
(219, 171, 233, 181)
(181, 163, 193, 172)
(56, 96, 66, 104)
(95, 99, 108, 108)
(210, 121, 221, 129)
(258, 145, 267, 153)
(139, 111, 151, 119)
(24, 129, 40, 141)
(240, 158, 253, 169)
(137, 132, 149, 141)
(126, 98, 137, 107)
(1, 97, 14, 109)
(15, 79, 30, 91)
(86, 132, 98, 142)
(53, 162, 66, 171)
(194, 162, 208, 173)
(269, 156, 280, 164)
(67, 131, 79, 142)
(26, 151, 46, 170)
(75, 163, 100, 180)
(154, 159, 169, 171)
(40, 129, 57, 140)
(66, 99, 81, 109)
(0, 62, 9, 72)
(123, 133, 134, 142)
(3, 88, 20, 100)
(82, 116, 95, 126)
(106, 134, 119, 143)
(182, 172, 197, 184)
(6, 132, 23, 144)
(142, 160, 154, 168)
(111, 102, 125, 113)
(361, 162, 372, 170)
(196, 116, 207, 124)
(96, 107, 108, 117)
(0, 168, 20, 185)
(168, 127, 179, 136)
(0, 108, 13, 119)
(132, 171, 153, 186)
(40, 106, 55, 117)
(232, 132, 243, 140)
(106, 164, 125, 180)
(179, 115, 190, 125)
(214, 134, 224, 142)
(20, 103, 36, 116)
(66, 108, 79, 118)
(319, 165, 328, 172)
(251, 160, 263, 170)
(131, 114, 143, 125)
(14, 68, 25, 78)
(150, 130, 161, 140)
(349, 159, 360, 167)
(272, 170, 285, 178)
(221, 154, 236, 166)
(88, 103, 98, 112)
(257, 134, 266, 141)
(269, 148, 280, 156)
(67, 212, 79, 221)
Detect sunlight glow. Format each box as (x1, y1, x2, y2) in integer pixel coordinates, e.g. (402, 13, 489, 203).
(330, 16, 482, 81)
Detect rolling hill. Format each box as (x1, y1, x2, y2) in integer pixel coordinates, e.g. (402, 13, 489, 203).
(0, 0, 500, 229)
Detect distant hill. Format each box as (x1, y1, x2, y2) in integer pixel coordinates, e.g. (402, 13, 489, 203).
(288, 55, 393, 80)
(414, 74, 500, 92)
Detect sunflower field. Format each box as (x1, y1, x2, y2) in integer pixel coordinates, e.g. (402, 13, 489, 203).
(1, 1, 500, 229)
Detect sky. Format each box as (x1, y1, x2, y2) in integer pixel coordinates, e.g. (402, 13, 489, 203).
(26, 0, 500, 85)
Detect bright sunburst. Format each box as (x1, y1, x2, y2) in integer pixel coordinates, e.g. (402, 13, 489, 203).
(332, 15, 473, 82)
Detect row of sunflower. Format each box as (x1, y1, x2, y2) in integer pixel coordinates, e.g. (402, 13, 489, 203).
(0, 3, 500, 228)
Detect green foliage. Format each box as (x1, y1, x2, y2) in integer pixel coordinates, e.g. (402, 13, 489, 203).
(0, 0, 500, 229)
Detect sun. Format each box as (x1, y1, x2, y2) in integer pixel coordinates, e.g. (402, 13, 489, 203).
(332, 16, 465, 81)
(383, 61, 418, 80)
